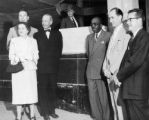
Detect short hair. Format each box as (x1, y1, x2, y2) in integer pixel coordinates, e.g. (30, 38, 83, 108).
(91, 17, 102, 24)
(67, 8, 74, 12)
(18, 9, 29, 16)
(16, 22, 31, 35)
(128, 8, 145, 21)
(43, 14, 53, 21)
(110, 7, 123, 17)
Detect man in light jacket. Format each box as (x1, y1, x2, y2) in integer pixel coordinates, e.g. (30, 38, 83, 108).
(103, 7, 130, 120)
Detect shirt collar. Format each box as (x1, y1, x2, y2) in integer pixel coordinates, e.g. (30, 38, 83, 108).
(114, 23, 122, 32)
(133, 27, 142, 38)
(44, 27, 51, 31)
(95, 29, 102, 37)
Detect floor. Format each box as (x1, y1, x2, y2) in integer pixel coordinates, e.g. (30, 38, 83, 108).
(0, 101, 93, 120)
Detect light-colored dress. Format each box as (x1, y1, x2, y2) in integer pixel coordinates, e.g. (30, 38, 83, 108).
(9, 36, 39, 105)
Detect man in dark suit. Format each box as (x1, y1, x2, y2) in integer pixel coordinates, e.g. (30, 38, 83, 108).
(86, 17, 111, 120)
(60, 8, 79, 28)
(113, 8, 149, 120)
(34, 14, 63, 120)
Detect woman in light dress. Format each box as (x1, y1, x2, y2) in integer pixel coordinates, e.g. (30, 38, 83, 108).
(9, 22, 39, 120)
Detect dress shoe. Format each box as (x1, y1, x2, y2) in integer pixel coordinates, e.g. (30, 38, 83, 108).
(50, 113, 59, 118)
(44, 115, 50, 120)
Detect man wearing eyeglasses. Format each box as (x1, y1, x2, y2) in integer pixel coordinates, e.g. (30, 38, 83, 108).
(86, 17, 111, 120)
(103, 8, 130, 120)
(114, 8, 149, 120)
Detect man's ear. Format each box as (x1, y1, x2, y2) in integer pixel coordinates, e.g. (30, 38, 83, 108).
(50, 20, 53, 25)
(27, 16, 29, 21)
(119, 15, 122, 21)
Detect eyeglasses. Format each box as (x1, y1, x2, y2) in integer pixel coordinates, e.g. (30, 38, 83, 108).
(91, 23, 99, 26)
(126, 17, 140, 22)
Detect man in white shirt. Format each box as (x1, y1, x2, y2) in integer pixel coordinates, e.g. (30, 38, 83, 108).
(103, 8, 130, 120)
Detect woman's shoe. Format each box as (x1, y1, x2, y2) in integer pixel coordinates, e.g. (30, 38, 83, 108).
(15, 116, 22, 120)
(30, 117, 36, 120)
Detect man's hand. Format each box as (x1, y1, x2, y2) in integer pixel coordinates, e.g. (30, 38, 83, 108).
(104, 70, 112, 79)
(108, 70, 121, 91)
(112, 70, 121, 86)
(109, 79, 120, 91)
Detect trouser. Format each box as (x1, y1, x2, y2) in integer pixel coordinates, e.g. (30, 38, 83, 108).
(88, 79, 110, 120)
(108, 80, 127, 120)
(125, 99, 149, 120)
(38, 73, 57, 116)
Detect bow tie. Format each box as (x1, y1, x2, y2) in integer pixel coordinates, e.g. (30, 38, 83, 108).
(44, 29, 51, 32)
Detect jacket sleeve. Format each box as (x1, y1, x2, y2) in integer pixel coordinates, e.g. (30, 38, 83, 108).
(57, 31, 63, 57)
(32, 38, 39, 65)
(7, 28, 13, 50)
(117, 34, 149, 82)
(60, 19, 66, 28)
(102, 33, 111, 78)
(9, 39, 19, 64)
(86, 36, 89, 57)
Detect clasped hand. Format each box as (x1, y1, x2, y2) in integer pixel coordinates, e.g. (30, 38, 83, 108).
(108, 71, 121, 91)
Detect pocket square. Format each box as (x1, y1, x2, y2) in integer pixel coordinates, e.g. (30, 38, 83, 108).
(101, 41, 105, 44)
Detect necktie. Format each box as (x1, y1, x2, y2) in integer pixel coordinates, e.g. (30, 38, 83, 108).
(127, 36, 133, 50)
(71, 17, 78, 27)
(95, 33, 98, 41)
(72, 18, 76, 27)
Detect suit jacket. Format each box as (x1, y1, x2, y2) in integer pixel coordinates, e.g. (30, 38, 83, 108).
(60, 16, 79, 28)
(34, 28, 63, 73)
(103, 24, 130, 75)
(86, 30, 110, 79)
(7, 26, 38, 49)
(117, 29, 149, 99)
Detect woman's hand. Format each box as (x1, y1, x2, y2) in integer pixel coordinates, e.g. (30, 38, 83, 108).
(11, 60, 18, 65)
(10, 56, 20, 65)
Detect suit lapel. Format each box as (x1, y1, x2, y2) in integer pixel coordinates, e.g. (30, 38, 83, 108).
(132, 29, 143, 42)
(128, 29, 143, 50)
(40, 30, 48, 40)
(68, 17, 76, 27)
(91, 30, 105, 55)
(89, 34, 95, 56)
